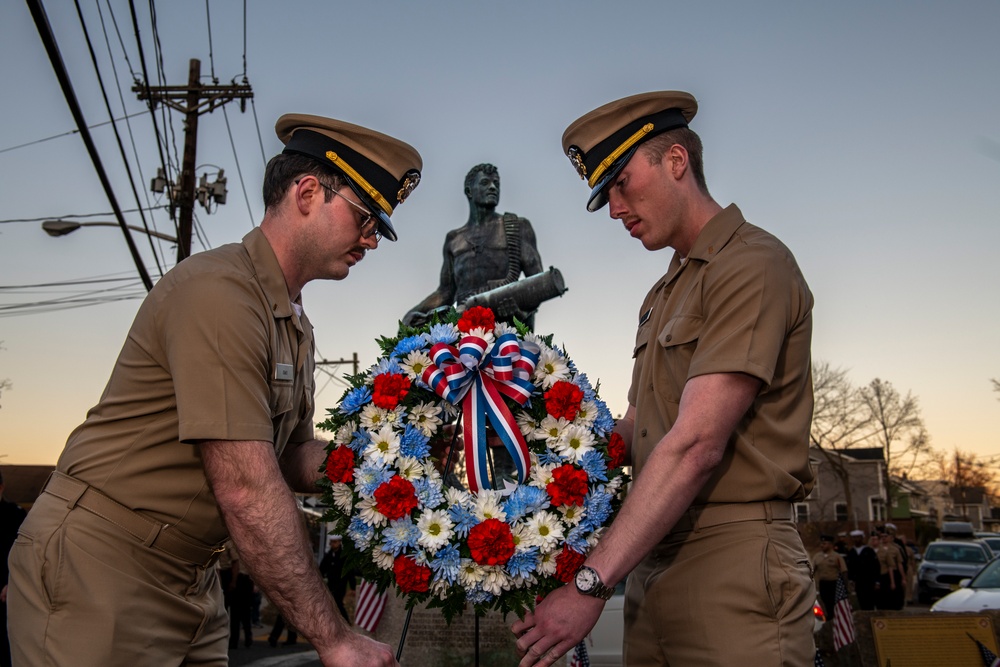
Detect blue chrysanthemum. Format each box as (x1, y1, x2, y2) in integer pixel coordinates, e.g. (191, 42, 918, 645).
(347, 517, 375, 550)
(381, 517, 420, 556)
(429, 543, 461, 584)
(580, 490, 613, 532)
(504, 485, 550, 521)
(339, 386, 372, 415)
(537, 448, 563, 466)
(448, 503, 478, 537)
(356, 460, 393, 497)
(574, 372, 597, 403)
(371, 358, 404, 376)
(349, 429, 371, 454)
(392, 335, 427, 359)
(413, 477, 445, 509)
(400, 424, 431, 459)
(465, 586, 495, 604)
(506, 547, 540, 578)
(424, 323, 459, 345)
(592, 403, 616, 437)
(565, 524, 590, 553)
(579, 450, 608, 482)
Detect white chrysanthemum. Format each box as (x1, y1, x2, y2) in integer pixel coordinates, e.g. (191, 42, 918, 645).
(558, 504, 585, 526)
(422, 461, 443, 484)
(511, 523, 535, 552)
(416, 509, 455, 552)
(363, 424, 401, 464)
(395, 456, 423, 481)
(494, 321, 517, 336)
(533, 348, 570, 389)
(529, 462, 556, 488)
(431, 578, 451, 599)
(523, 332, 549, 351)
(383, 407, 405, 427)
(511, 572, 538, 588)
(465, 327, 495, 345)
(537, 550, 557, 576)
(574, 400, 599, 426)
(359, 404, 389, 430)
(587, 528, 604, 549)
(331, 483, 354, 512)
(445, 487, 472, 508)
(516, 412, 539, 438)
(406, 401, 443, 437)
(535, 415, 570, 445)
(480, 566, 512, 596)
(372, 548, 394, 570)
(399, 350, 433, 380)
(473, 490, 507, 522)
(332, 419, 357, 445)
(607, 476, 624, 493)
(440, 401, 460, 420)
(458, 559, 485, 587)
(357, 497, 386, 527)
(554, 423, 597, 464)
(525, 511, 565, 551)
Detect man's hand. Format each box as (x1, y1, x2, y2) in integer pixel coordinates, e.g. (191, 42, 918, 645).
(511, 584, 604, 667)
(322, 632, 398, 667)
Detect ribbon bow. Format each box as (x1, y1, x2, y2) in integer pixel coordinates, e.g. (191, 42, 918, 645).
(421, 332, 539, 492)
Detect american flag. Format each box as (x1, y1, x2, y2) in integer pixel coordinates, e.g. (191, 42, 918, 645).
(568, 640, 590, 667)
(814, 649, 826, 667)
(354, 578, 388, 633)
(968, 633, 1000, 667)
(832, 575, 856, 651)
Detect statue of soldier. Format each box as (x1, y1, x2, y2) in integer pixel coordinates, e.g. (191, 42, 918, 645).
(403, 163, 544, 328)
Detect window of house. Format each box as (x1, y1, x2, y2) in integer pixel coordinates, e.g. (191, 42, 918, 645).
(869, 497, 886, 522)
(835, 502, 848, 522)
(794, 503, 810, 523)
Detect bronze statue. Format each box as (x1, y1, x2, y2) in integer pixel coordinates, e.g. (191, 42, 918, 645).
(404, 164, 564, 329)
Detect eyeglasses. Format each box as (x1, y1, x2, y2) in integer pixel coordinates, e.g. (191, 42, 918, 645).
(297, 178, 381, 241)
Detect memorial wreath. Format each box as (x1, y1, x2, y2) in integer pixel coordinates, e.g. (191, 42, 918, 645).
(318, 306, 629, 621)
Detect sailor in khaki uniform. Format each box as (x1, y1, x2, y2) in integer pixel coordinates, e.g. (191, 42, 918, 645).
(513, 91, 816, 666)
(8, 115, 422, 667)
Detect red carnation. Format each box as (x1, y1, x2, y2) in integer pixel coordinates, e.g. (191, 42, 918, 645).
(606, 432, 626, 470)
(324, 445, 356, 484)
(554, 545, 587, 583)
(466, 518, 516, 566)
(457, 306, 496, 333)
(394, 555, 432, 593)
(373, 476, 418, 520)
(544, 381, 585, 421)
(547, 464, 589, 507)
(372, 372, 411, 410)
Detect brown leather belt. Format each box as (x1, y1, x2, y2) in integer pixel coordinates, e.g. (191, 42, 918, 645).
(673, 500, 794, 534)
(42, 471, 226, 568)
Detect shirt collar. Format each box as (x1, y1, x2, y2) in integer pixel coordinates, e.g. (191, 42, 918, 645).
(661, 203, 746, 288)
(242, 227, 296, 320)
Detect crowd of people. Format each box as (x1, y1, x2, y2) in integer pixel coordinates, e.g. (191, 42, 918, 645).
(812, 523, 917, 615)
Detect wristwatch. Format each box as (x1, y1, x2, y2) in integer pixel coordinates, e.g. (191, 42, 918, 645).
(574, 565, 615, 600)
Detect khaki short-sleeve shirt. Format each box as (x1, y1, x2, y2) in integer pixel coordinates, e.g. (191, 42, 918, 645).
(627, 204, 814, 504)
(57, 228, 315, 546)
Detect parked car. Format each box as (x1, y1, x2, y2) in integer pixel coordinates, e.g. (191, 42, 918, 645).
(580, 583, 825, 666)
(931, 556, 1000, 612)
(917, 540, 994, 603)
(941, 521, 976, 538)
(975, 532, 1000, 556)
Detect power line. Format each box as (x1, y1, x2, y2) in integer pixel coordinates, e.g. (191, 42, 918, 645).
(0, 206, 167, 225)
(204, 0, 216, 82)
(0, 111, 147, 155)
(222, 104, 256, 228)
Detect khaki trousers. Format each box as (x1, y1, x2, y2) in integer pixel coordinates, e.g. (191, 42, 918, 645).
(624, 516, 815, 667)
(8, 490, 229, 666)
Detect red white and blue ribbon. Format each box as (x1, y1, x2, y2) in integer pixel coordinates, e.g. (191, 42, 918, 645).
(421, 332, 539, 493)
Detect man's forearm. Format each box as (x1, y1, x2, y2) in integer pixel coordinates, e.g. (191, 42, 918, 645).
(202, 440, 347, 653)
(280, 439, 328, 493)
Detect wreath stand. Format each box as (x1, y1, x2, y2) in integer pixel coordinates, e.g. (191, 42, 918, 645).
(394, 410, 497, 666)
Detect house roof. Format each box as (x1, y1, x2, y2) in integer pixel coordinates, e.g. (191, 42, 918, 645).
(0, 464, 55, 508)
(841, 448, 886, 461)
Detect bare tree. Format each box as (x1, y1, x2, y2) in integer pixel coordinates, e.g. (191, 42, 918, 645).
(859, 378, 931, 512)
(810, 362, 874, 522)
(992, 378, 1000, 398)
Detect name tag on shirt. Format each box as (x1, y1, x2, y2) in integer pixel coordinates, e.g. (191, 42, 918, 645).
(275, 363, 294, 382)
(638, 308, 652, 327)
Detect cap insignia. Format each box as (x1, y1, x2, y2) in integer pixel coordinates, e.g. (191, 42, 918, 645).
(566, 146, 587, 180)
(397, 170, 421, 204)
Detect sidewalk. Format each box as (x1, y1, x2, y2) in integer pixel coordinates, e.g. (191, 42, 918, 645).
(226, 628, 321, 667)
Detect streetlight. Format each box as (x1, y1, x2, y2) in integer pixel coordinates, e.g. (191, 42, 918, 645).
(42, 219, 178, 243)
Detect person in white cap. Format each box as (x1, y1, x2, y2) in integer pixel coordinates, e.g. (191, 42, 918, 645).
(9, 114, 421, 667)
(513, 91, 816, 666)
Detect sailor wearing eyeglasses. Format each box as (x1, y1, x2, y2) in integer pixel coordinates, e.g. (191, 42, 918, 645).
(8, 114, 421, 667)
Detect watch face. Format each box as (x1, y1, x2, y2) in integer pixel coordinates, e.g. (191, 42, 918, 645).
(576, 567, 597, 591)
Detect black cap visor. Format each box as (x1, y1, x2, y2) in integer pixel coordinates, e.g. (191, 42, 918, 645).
(586, 144, 639, 212)
(345, 178, 398, 242)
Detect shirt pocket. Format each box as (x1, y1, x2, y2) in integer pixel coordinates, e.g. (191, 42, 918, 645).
(655, 313, 702, 403)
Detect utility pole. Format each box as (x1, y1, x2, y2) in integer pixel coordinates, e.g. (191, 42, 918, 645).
(134, 58, 252, 262)
(316, 353, 360, 376)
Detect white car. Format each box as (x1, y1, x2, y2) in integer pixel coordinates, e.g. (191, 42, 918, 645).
(931, 557, 1000, 612)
